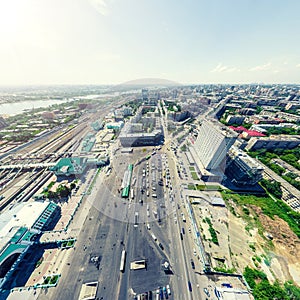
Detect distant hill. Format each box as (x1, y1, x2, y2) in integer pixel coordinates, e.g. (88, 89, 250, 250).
(117, 78, 181, 87)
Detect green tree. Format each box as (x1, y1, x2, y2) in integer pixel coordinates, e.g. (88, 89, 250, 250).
(260, 179, 282, 199)
(253, 280, 288, 300)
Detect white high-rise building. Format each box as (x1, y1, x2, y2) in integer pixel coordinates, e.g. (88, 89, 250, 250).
(191, 119, 237, 172)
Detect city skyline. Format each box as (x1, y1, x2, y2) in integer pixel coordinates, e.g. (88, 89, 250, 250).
(0, 0, 300, 85)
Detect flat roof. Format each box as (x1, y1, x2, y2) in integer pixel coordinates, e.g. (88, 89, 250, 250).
(0, 201, 49, 239)
(78, 282, 98, 300)
(217, 288, 251, 300)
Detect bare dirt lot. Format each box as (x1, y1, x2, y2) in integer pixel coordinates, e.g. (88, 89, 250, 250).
(191, 191, 300, 286)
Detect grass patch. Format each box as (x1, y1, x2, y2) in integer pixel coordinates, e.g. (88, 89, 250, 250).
(188, 184, 196, 190)
(61, 239, 75, 248)
(189, 166, 195, 171)
(243, 267, 300, 299)
(206, 185, 222, 191)
(195, 184, 206, 191)
(191, 172, 199, 180)
(205, 217, 219, 245)
(214, 267, 236, 274)
(180, 144, 187, 152)
(50, 275, 59, 285)
(221, 191, 300, 238)
(43, 275, 59, 286)
(47, 181, 55, 189)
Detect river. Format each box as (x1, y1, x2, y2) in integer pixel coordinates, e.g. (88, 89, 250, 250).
(0, 99, 73, 116)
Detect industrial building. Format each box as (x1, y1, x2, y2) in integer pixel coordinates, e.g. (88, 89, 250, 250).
(0, 201, 60, 290)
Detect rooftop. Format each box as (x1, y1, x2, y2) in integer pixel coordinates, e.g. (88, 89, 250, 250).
(0, 201, 49, 239)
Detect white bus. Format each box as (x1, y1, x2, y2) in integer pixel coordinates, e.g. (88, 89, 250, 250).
(120, 250, 126, 272)
(134, 212, 138, 227)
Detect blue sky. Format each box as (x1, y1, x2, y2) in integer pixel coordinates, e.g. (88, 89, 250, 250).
(0, 0, 299, 85)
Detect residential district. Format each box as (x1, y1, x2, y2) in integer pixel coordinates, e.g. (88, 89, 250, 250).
(0, 84, 299, 300)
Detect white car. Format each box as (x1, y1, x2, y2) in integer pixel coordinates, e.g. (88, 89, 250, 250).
(166, 284, 171, 295)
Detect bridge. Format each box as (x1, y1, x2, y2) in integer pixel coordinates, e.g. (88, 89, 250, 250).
(0, 162, 56, 170)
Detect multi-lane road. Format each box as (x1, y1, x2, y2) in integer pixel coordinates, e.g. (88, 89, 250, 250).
(38, 144, 210, 300)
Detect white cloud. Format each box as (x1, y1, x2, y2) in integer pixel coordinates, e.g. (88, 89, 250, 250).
(249, 62, 271, 72)
(88, 0, 110, 15)
(210, 63, 239, 73)
(296, 63, 300, 68)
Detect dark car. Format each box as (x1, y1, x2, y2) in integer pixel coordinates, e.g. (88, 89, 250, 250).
(190, 259, 195, 269)
(180, 233, 183, 240)
(188, 281, 192, 292)
(159, 243, 164, 250)
(159, 288, 164, 299)
(182, 227, 185, 234)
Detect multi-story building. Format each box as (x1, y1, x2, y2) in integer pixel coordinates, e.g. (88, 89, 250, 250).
(119, 129, 163, 147)
(245, 135, 300, 151)
(119, 106, 163, 147)
(226, 147, 264, 186)
(225, 114, 245, 125)
(190, 119, 237, 181)
(285, 102, 300, 111)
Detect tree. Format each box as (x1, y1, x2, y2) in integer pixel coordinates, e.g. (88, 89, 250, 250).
(261, 179, 282, 199)
(253, 280, 288, 300)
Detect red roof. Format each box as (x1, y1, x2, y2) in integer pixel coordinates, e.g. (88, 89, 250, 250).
(229, 126, 247, 132)
(243, 130, 266, 137)
(229, 126, 266, 137)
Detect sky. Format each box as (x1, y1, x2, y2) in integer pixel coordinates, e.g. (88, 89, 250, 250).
(0, 0, 300, 85)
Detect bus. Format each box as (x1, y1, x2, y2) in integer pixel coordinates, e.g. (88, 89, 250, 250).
(122, 186, 130, 198)
(134, 212, 138, 227)
(131, 188, 134, 199)
(120, 250, 126, 272)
